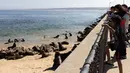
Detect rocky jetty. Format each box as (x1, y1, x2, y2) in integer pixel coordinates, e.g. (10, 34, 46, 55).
(76, 13, 106, 42)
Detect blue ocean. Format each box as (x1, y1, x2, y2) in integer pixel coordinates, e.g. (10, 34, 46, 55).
(0, 8, 107, 42)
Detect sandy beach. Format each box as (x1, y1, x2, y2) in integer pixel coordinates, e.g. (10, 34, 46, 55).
(0, 34, 76, 73)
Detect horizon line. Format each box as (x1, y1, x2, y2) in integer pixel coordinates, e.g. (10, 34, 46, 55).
(0, 7, 109, 10)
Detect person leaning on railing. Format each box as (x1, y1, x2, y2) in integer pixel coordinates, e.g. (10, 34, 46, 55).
(103, 4, 128, 73)
(105, 6, 116, 66)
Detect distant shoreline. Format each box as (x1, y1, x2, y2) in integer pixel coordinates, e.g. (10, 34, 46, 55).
(0, 7, 108, 10)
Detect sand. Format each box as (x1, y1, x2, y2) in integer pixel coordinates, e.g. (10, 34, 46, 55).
(0, 34, 77, 73)
(0, 54, 55, 73)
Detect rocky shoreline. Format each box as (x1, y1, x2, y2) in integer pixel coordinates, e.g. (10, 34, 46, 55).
(0, 13, 106, 72)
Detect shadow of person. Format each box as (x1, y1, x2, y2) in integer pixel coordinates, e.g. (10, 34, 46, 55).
(104, 57, 117, 73)
(104, 64, 118, 73)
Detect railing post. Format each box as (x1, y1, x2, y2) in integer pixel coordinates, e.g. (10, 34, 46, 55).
(99, 26, 108, 73)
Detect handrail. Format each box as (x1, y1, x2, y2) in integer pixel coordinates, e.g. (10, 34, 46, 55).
(80, 23, 108, 73)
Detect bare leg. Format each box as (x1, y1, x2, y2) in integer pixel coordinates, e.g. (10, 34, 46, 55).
(117, 59, 123, 73)
(106, 48, 111, 61)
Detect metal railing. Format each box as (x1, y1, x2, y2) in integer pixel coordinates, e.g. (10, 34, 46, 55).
(80, 25, 108, 73)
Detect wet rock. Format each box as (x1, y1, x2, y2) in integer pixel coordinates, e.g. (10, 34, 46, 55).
(92, 23, 97, 26)
(77, 31, 84, 36)
(77, 36, 84, 42)
(89, 24, 96, 28)
(83, 27, 92, 35)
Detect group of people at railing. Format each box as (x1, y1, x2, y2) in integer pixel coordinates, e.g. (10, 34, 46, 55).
(102, 4, 130, 73)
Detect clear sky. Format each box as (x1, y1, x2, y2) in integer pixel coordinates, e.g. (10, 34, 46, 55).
(0, 0, 130, 9)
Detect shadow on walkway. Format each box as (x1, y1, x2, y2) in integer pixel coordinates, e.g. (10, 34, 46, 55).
(104, 58, 118, 73)
(104, 64, 117, 73)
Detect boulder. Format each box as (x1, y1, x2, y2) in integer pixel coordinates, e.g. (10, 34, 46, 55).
(77, 36, 84, 42)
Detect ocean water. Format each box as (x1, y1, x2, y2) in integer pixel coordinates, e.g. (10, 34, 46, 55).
(0, 8, 107, 42)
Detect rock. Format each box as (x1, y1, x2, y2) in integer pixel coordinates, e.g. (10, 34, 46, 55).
(89, 24, 96, 28)
(83, 27, 92, 35)
(61, 41, 69, 45)
(77, 31, 84, 37)
(92, 23, 97, 26)
(77, 36, 84, 42)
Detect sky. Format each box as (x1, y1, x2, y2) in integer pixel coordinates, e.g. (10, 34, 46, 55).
(0, 0, 130, 9)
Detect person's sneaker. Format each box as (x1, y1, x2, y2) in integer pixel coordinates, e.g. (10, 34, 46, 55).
(105, 61, 114, 66)
(120, 56, 127, 59)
